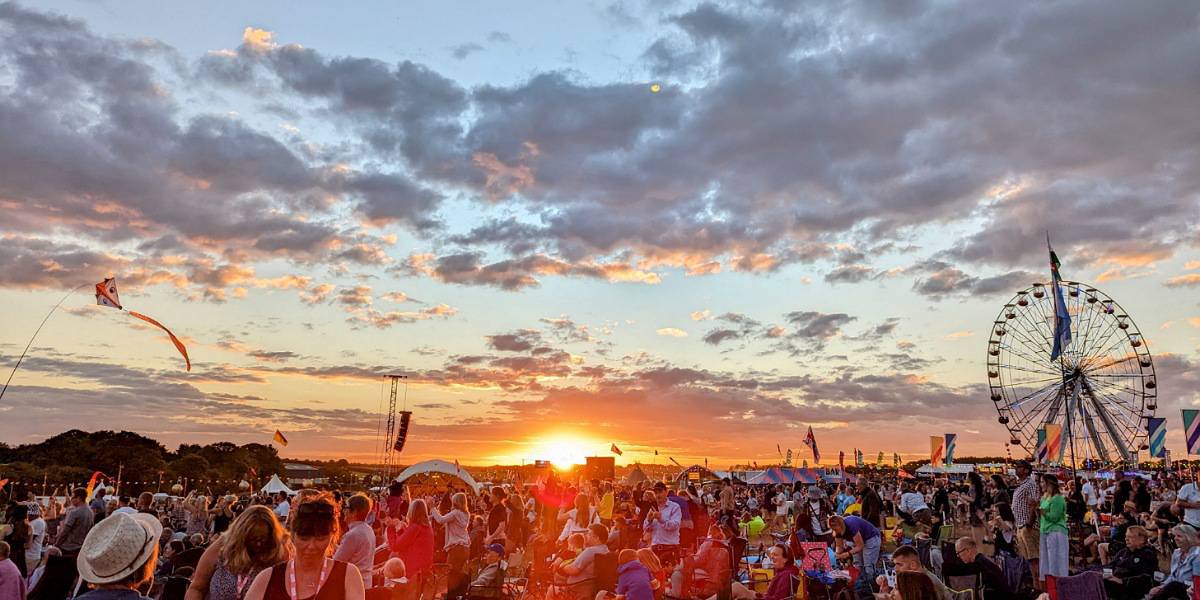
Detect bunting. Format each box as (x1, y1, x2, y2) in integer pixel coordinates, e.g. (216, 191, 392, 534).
(1147, 418, 1167, 459)
(1185, 410, 1200, 455)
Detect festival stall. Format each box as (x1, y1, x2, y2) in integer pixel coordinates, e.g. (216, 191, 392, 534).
(395, 459, 482, 495)
(261, 474, 295, 496)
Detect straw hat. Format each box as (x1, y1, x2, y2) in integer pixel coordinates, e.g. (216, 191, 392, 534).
(77, 512, 163, 584)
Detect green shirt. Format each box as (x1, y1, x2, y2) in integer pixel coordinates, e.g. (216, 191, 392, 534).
(1039, 494, 1067, 535)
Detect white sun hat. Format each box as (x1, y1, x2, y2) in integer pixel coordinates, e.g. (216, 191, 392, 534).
(77, 512, 164, 584)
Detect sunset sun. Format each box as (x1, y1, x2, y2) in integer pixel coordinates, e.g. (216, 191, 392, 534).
(529, 434, 599, 469)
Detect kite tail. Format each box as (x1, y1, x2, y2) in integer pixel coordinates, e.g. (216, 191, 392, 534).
(0, 283, 88, 402)
(127, 311, 191, 371)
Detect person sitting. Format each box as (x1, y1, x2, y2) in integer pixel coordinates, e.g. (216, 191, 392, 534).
(726, 544, 797, 600)
(1104, 526, 1156, 600)
(547, 523, 610, 600)
(875, 545, 951, 600)
(469, 544, 508, 596)
(1147, 524, 1200, 600)
(671, 524, 731, 599)
(382, 557, 407, 586)
(596, 549, 654, 600)
(941, 537, 1007, 599)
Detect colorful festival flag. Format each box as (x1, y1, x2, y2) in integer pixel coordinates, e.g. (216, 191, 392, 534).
(273, 430, 289, 447)
(0, 478, 8, 492)
(1184, 410, 1200, 455)
(893, 452, 901, 467)
(944, 433, 957, 466)
(786, 448, 793, 466)
(803, 426, 821, 464)
(839, 451, 845, 470)
(610, 443, 623, 456)
(855, 448, 864, 468)
(1047, 238, 1072, 361)
(84, 471, 105, 501)
(930, 436, 945, 468)
(1147, 418, 1167, 459)
(876, 451, 884, 467)
(95, 278, 191, 371)
(1037, 424, 1063, 465)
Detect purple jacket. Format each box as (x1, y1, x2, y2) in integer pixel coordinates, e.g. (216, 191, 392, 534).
(617, 560, 655, 600)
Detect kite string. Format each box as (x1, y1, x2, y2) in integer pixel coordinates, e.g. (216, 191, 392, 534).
(0, 282, 88, 402)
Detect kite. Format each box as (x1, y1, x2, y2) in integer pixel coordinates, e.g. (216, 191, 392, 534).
(95, 278, 191, 371)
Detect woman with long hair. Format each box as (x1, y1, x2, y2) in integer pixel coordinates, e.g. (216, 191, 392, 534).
(986, 502, 1017, 557)
(1038, 474, 1068, 581)
(187, 505, 291, 600)
(894, 571, 938, 600)
(3, 504, 30, 577)
(557, 493, 593, 544)
(388, 498, 435, 595)
(1148, 524, 1200, 600)
(245, 493, 364, 600)
(431, 493, 470, 600)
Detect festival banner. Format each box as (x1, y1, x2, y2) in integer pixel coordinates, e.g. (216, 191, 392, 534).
(1184, 409, 1200, 455)
(1036, 427, 1048, 464)
(839, 451, 845, 471)
(855, 449, 864, 468)
(876, 451, 884, 467)
(893, 452, 901, 467)
(1147, 418, 1167, 459)
(930, 436, 944, 467)
(1037, 424, 1063, 465)
(786, 448, 793, 466)
(944, 433, 957, 465)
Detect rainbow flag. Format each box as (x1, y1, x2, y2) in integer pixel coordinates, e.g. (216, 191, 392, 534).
(930, 436, 945, 467)
(1147, 418, 1167, 458)
(1184, 410, 1200, 455)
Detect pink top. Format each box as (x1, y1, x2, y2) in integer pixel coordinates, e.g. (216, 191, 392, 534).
(387, 523, 434, 575)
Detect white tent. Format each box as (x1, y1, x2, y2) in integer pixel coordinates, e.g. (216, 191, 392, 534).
(916, 464, 976, 476)
(261, 474, 295, 495)
(395, 459, 481, 494)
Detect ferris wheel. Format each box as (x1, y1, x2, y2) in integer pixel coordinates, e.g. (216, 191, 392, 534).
(987, 281, 1157, 465)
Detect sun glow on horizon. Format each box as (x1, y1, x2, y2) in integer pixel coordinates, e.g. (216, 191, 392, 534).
(524, 433, 602, 470)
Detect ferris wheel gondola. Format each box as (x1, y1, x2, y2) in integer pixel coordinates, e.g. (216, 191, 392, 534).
(987, 281, 1156, 465)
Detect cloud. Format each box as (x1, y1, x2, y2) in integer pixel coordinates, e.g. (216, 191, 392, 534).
(656, 327, 688, 338)
(944, 330, 974, 340)
(910, 261, 1039, 300)
(1165, 274, 1200, 288)
(487, 330, 542, 352)
(690, 310, 712, 321)
(450, 43, 484, 60)
(401, 252, 660, 290)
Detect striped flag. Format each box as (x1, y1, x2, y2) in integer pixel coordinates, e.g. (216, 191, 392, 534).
(273, 430, 289, 447)
(611, 443, 623, 456)
(786, 448, 793, 466)
(876, 451, 884, 467)
(1047, 238, 1072, 361)
(930, 436, 945, 467)
(1037, 424, 1063, 465)
(1183, 410, 1200, 455)
(893, 452, 901, 467)
(1147, 418, 1167, 458)
(854, 448, 864, 467)
(944, 433, 957, 465)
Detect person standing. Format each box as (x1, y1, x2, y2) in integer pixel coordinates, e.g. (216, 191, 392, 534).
(4, 505, 30, 578)
(0, 541, 25, 600)
(244, 494, 365, 600)
(1038, 474, 1068, 582)
(273, 493, 290, 521)
(186, 506, 290, 600)
(486, 487, 508, 549)
(829, 515, 881, 599)
(718, 479, 736, 529)
(26, 504, 46, 577)
(334, 494, 375, 592)
(644, 482, 682, 567)
(430, 493, 470, 600)
(1010, 460, 1040, 581)
(387, 499, 434, 595)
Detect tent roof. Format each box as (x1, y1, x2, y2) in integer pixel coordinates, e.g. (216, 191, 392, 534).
(395, 459, 481, 494)
(261, 474, 295, 495)
(916, 464, 976, 475)
(623, 465, 650, 485)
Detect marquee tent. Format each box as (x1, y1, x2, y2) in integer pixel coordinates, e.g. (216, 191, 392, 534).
(261, 474, 295, 495)
(623, 465, 650, 486)
(395, 459, 482, 494)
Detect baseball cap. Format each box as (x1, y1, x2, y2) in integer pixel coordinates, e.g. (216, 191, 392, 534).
(486, 543, 506, 557)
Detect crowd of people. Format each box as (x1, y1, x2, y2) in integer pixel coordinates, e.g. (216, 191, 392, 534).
(1, 460, 1199, 600)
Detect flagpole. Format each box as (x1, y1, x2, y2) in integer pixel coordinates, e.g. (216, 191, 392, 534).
(1050, 233, 1080, 482)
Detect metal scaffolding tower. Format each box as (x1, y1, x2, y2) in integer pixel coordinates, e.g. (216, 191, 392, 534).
(383, 374, 408, 481)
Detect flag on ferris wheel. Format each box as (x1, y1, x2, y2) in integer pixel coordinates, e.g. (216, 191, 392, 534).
(1047, 237, 1072, 361)
(1183, 410, 1200, 455)
(1147, 418, 1167, 458)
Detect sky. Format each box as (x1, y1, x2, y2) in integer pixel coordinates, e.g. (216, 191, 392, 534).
(2, 0, 1199, 467)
